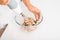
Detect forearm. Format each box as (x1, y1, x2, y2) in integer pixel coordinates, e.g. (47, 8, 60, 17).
(22, 0, 31, 8)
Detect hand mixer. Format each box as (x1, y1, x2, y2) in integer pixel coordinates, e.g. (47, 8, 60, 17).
(7, 0, 30, 26)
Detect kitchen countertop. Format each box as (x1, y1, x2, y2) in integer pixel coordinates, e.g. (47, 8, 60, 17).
(0, 4, 43, 40)
(0, 6, 43, 40)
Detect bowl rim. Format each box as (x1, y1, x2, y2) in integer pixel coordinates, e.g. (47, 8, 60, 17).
(14, 15, 43, 26)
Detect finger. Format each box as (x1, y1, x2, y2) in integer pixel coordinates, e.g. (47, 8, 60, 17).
(33, 10, 40, 21)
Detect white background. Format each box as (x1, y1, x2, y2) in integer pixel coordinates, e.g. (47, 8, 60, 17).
(0, 0, 60, 40)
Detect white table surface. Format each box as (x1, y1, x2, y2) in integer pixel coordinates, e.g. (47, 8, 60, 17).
(0, 0, 60, 40)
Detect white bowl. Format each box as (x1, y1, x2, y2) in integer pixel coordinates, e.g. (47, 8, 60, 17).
(14, 13, 43, 32)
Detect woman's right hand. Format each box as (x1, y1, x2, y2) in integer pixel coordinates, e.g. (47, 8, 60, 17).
(0, 0, 10, 5)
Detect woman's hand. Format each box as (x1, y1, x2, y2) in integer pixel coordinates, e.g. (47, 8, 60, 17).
(0, 0, 10, 5)
(28, 5, 40, 22)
